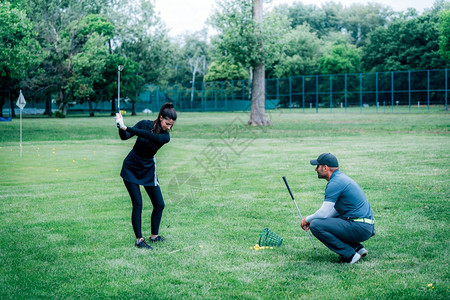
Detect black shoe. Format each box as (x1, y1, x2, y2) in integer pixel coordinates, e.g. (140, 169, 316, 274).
(150, 235, 165, 243)
(135, 239, 153, 250)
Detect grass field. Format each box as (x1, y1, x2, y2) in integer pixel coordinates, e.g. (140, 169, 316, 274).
(0, 110, 449, 299)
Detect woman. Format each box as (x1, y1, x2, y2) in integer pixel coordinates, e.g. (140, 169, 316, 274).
(115, 103, 177, 249)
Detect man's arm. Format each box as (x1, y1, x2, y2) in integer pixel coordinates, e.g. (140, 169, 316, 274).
(300, 202, 338, 231)
(306, 201, 338, 222)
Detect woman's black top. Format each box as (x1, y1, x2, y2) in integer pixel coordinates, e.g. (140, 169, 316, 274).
(119, 120, 170, 186)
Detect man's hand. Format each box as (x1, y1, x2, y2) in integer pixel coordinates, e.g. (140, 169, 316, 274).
(115, 113, 126, 130)
(301, 218, 310, 232)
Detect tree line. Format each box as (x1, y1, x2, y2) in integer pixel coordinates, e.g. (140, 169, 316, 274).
(1, 0, 449, 118)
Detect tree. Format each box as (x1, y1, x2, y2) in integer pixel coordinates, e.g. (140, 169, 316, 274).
(61, 14, 115, 116)
(178, 31, 210, 103)
(120, 37, 170, 114)
(210, 0, 288, 125)
(362, 12, 447, 72)
(438, 9, 450, 61)
(66, 33, 108, 116)
(276, 2, 343, 38)
(0, 1, 41, 117)
(20, 0, 116, 116)
(118, 0, 173, 114)
(319, 41, 361, 74)
(270, 24, 324, 78)
(341, 3, 394, 47)
(204, 61, 249, 82)
(168, 31, 210, 88)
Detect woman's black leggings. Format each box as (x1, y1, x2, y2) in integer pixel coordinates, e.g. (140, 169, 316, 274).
(123, 180, 165, 239)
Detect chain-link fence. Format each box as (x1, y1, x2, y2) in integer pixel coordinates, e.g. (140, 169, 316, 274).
(266, 69, 448, 112)
(144, 69, 448, 113)
(2, 69, 448, 116)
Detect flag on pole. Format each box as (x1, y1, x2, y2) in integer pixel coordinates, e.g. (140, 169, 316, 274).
(16, 90, 26, 110)
(16, 90, 26, 157)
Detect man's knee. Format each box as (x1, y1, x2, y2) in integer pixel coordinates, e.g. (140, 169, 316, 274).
(309, 219, 326, 236)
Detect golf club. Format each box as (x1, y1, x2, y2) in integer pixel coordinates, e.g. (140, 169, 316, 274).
(282, 176, 319, 256)
(117, 64, 124, 113)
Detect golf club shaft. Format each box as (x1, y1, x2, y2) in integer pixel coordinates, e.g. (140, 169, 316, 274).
(283, 176, 295, 201)
(117, 67, 121, 113)
(282, 176, 319, 256)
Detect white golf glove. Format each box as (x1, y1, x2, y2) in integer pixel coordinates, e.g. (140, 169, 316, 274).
(115, 113, 125, 129)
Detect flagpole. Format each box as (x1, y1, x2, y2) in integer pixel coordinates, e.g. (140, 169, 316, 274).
(20, 108, 22, 157)
(16, 90, 26, 158)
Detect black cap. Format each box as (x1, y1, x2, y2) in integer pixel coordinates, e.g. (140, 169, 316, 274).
(310, 153, 339, 167)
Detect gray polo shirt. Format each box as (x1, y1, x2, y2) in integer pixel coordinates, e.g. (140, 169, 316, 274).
(324, 170, 374, 220)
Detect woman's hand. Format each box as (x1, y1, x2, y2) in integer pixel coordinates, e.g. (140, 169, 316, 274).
(115, 113, 126, 130)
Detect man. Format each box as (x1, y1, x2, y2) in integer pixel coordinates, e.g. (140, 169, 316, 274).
(301, 153, 375, 264)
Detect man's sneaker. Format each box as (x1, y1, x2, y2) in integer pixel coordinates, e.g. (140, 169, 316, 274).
(340, 252, 362, 264)
(357, 247, 368, 258)
(150, 235, 165, 243)
(135, 239, 153, 250)
(349, 252, 361, 264)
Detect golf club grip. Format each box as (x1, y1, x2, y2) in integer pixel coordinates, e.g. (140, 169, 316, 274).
(282, 176, 295, 200)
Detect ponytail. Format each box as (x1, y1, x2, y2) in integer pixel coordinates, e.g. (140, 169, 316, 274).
(152, 102, 177, 133)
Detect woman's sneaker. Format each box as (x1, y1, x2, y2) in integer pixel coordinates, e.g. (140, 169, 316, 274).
(150, 236, 165, 243)
(135, 239, 153, 250)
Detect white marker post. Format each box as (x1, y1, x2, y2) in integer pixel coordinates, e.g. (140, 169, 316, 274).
(16, 90, 27, 157)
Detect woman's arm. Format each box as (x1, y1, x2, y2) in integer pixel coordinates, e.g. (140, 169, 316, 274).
(116, 113, 134, 140)
(126, 125, 170, 144)
(119, 128, 134, 140)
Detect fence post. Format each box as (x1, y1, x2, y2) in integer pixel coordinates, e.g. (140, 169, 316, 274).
(427, 70, 430, 112)
(156, 86, 160, 111)
(376, 72, 378, 113)
(231, 80, 234, 102)
(328, 75, 331, 112)
(315, 75, 319, 113)
(176, 85, 181, 112)
(302, 76, 305, 112)
(289, 77, 292, 110)
(275, 78, 279, 104)
(202, 82, 205, 112)
(345, 74, 347, 112)
(391, 72, 394, 113)
(408, 71, 411, 112)
(445, 69, 448, 111)
(212, 82, 216, 111)
(242, 80, 245, 101)
(222, 81, 226, 110)
(360, 73, 362, 113)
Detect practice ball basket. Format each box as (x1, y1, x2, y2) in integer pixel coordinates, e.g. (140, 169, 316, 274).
(258, 228, 283, 247)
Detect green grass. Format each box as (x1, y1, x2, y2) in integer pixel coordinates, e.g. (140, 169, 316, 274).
(0, 110, 449, 299)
